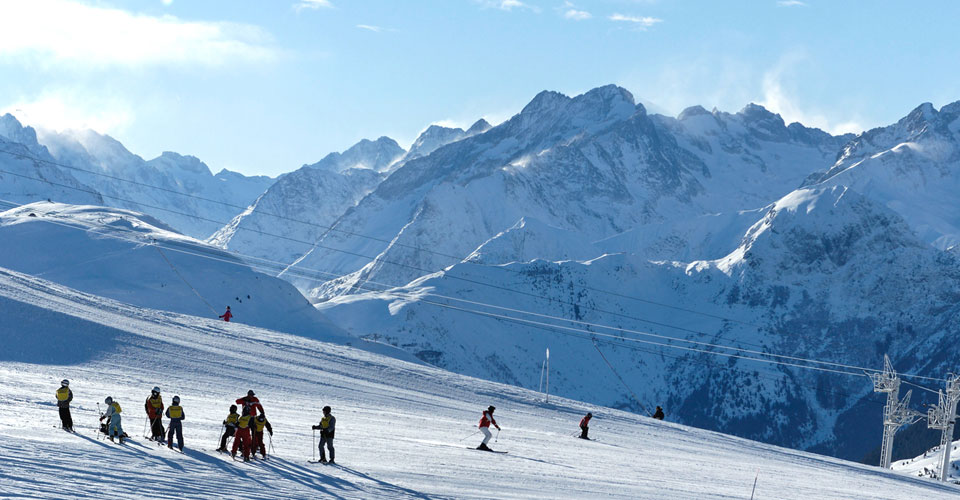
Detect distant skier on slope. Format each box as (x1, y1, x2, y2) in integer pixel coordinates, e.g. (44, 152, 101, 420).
(579, 412, 592, 440)
(252, 414, 273, 460)
(653, 406, 664, 420)
(219, 306, 233, 322)
(236, 390, 264, 417)
(217, 405, 240, 452)
(100, 397, 125, 443)
(145, 386, 165, 442)
(232, 407, 254, 462)
(476, 405, 501, 451)
(311, 405, 336, 464)
(56, 379, 73, 432)
(166, 395, 185, 451)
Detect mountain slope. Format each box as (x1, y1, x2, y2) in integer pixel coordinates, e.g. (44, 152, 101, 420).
(1, 266, 956, 499)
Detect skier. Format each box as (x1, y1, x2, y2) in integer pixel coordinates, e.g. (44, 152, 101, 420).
(236, 390, 264, 417)
(252, 414, 273, 460)
(311, 406, 336, 464)
(653, 406, 665, 420)
(219, 306, 233, 322)
(145, 386, 165, 442)
(56, 379, 73, 432)
(100, 397, 125, 443)
(579, 412, 592, 440)
(476, 405, 500, 451)
(166, 395, 185, 451)
(231, 407, 254, 461)
(217, 405, 240, 452)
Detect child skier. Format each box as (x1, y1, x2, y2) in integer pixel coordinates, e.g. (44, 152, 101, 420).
(56, 379, 73, 432)
(100, 397, 125, 443)
(166, 395, 185, 451)
(232, 407, 254, 462)
(653, 406, 665, 420)
(311, 406, 336, 464)
(217, 405, 240, 452)
(219, 306, 233, 322)
(252, 414, 273, 460)
(145, 386, 165, 442)
(476, 405, 500, 451)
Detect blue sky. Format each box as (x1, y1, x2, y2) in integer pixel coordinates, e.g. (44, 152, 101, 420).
(1, 0, 958, 177)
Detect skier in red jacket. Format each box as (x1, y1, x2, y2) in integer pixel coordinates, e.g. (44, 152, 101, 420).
(579, 412, 592, 440)
(219, 306, 233, 322)
(236, 390, 264, 417)
(476, 405, 500, 451)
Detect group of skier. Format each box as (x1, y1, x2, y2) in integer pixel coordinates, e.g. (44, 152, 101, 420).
(57, 379, 665, 460)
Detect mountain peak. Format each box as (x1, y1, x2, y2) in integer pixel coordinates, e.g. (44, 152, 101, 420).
(0, 113, 40, 147)
(678, 105, 711, 121)
(466, 118, 492, 135)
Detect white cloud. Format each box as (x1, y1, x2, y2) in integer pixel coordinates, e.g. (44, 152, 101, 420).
(777, 0, 808, 6)
(357, 24, 383, 33)
(564, 9, 592, 20)
(0, 0, 277, 67)
(477, 0, 538, 12)
(1, 90, 135, 136)
(161, 0, 173, 6)
(608, 14, 662, 29)
(295, 0, 333, 10)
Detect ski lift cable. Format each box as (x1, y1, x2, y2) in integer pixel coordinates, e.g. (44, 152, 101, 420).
(0, 196, 948, 387)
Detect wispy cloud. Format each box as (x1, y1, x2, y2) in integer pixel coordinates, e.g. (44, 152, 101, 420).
(777, 0, 807, 6)
(0, 0, 277, 67)
(161, 0, 173, 6)
(564, 8, 591, 20)
(759, 53, 863, 135)
(356, 24, 391, 33)
(477, 0, 538, 12)
(295, 0, 333, 11)
(608, 13, 662, 29)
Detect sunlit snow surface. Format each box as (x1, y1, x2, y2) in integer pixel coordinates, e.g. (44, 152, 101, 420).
(1, 268, 957, 499)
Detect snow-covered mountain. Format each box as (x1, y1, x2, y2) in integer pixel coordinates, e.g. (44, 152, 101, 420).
(805, 101, 960, 250)
(209, 123, 490, 268)
(35, 127, 274, 238)
(0, 114, 103, 207)
(2, 265, 957, 498)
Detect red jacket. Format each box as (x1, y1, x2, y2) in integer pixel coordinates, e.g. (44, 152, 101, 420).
(479, 410, 498, 429)
(145, 395, 164, 419)
(220, 309, 233, 322)
(580, 415, 591, 429)
(236, 396, 264, 417)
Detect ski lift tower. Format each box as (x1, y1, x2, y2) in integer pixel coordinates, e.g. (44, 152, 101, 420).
(926, 374, 960, 482)
(870, 355, 923, 469)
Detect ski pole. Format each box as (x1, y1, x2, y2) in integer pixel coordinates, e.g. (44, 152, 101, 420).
(96, 403, 102, 440)
(143, 416, 148, 438)
(495, 429, 500, 443)
(217, 423, 225, 449)
(459, 430, 480, 442)
(312, 428, 316, 462)
(269, 432, 275, 456)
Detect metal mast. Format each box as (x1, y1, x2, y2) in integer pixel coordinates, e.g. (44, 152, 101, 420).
(927, 374, 960, 481)
(871, 355, 923, 469)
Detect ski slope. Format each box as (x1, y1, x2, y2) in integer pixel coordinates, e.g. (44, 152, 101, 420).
(1, 267, 957, 499)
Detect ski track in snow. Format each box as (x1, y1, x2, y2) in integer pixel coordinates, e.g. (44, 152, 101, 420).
(1, 267, 958, 499)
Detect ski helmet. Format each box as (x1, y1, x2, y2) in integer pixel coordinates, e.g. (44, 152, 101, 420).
(242, 406, 250, 416)
(247, 390, 255, 397)
(322, 405, 331, 413)
(586, 412, 592, 418)
(487, 405, 496, 413)
(60, 379, 69, 387)
(230, 404, 237, 412)
(172, 396, 180, 404)
(105, 396, 113, 404)
(152, 386, 160, 394)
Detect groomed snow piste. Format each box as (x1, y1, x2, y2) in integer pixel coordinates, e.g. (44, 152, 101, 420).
(1, 267, 957, 499)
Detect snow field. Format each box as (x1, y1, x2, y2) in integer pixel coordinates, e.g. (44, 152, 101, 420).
(1, 267, 958, 499)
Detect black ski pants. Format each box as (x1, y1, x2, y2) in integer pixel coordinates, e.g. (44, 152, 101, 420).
(167, 420, 183, 450)
(220, 426, 236, 450)
(319, 434, 334, 461)
(59, 406, 73, 430)
(150, 416, 165, 440)
(580, 426, 589, 439)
